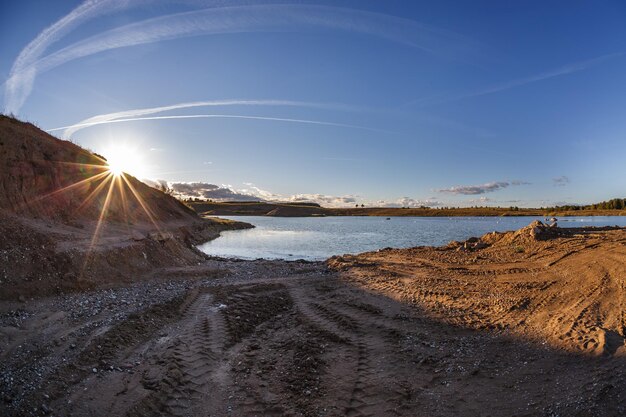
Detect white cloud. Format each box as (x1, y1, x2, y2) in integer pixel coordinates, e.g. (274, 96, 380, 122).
(167, 181, 261, 201)
(159, 181, 362, 207)
(376, 197, 441, 208)
(438, 180, 529, 195)
(286, 194, 359, 207)
(4, 0, 137, 114)
(240, 183, 282, 201)
(467, 196, 492, 204)
(47, 106, 376, 139)
(438, 181, 508, 195)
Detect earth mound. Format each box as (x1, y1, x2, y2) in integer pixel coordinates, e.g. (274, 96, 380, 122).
(0, 115, 197, 223)
(0, 115, 250, 299)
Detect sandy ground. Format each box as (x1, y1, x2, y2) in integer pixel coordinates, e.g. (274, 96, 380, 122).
(0, 211, 251, 299)
(1, 224, 625, 416)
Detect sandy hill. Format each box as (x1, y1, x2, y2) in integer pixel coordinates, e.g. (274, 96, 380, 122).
(0, 115, 197, 223)
(0, 115, 250, 299)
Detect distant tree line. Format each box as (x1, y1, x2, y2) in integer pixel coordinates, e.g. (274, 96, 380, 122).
(551, 198, 626, 211)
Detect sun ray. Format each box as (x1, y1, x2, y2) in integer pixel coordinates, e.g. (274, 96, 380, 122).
(116, 174, 132, 234)
(22, 170, 111, 209)
(91, 175, 117, 246)
(121, 173, 163, 235)
(51, 161, 110, 169)
(73, 172, 114, 215)
(81, 173, 117, 275)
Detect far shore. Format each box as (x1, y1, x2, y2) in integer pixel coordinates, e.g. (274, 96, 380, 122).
(188, 201, 626, 218)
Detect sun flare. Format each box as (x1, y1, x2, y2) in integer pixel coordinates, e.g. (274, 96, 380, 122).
(103, 145, 145, 178)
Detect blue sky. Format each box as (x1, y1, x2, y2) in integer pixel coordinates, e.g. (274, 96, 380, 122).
(2, 0, 625, 207)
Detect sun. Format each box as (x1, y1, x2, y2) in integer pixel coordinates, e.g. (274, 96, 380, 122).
(103, 145, 145, 178)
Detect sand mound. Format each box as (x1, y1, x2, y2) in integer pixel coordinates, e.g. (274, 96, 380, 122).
(0, 116, 251, 299)
(329, 222, 626, 356)
(0, 115, 197, 223)
(481, 220, 560, 245)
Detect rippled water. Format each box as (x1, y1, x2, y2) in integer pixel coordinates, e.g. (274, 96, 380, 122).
(197, 216, 626, 261)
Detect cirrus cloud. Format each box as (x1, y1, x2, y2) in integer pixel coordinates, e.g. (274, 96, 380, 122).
(45, 99, 363, 138)
(5, 3, 477, 114)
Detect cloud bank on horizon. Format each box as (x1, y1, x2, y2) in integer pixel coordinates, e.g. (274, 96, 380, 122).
(158, 180, 361, 208)
(151, 180, 536, 208)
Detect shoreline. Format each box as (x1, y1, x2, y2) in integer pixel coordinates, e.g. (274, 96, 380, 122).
(188, 201, 626, 218)
(0, 212, 254, 301)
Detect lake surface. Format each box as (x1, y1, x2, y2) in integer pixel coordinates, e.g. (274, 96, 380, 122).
(197, 216, 626, 261)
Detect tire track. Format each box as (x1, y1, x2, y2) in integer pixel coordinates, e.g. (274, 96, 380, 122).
(292, 284, 415, 416)
(127, 292, 226, 417)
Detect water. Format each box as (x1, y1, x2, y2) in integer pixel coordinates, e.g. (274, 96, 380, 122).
(197, 216, 626, 261)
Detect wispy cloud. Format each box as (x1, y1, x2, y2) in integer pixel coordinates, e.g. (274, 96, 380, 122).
(45, 99, 361, 138)
(3, 0, 160, 114)
(409, 52, 623, 107)
(47, 113, 386, 137)
(438, 180, 529, 195)
(5, 3, 476, 113)
(552, 175, 570, 187)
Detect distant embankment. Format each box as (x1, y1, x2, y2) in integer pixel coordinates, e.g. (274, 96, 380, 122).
(188, 201, 626, 217)
(190, 201, 327, 217)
